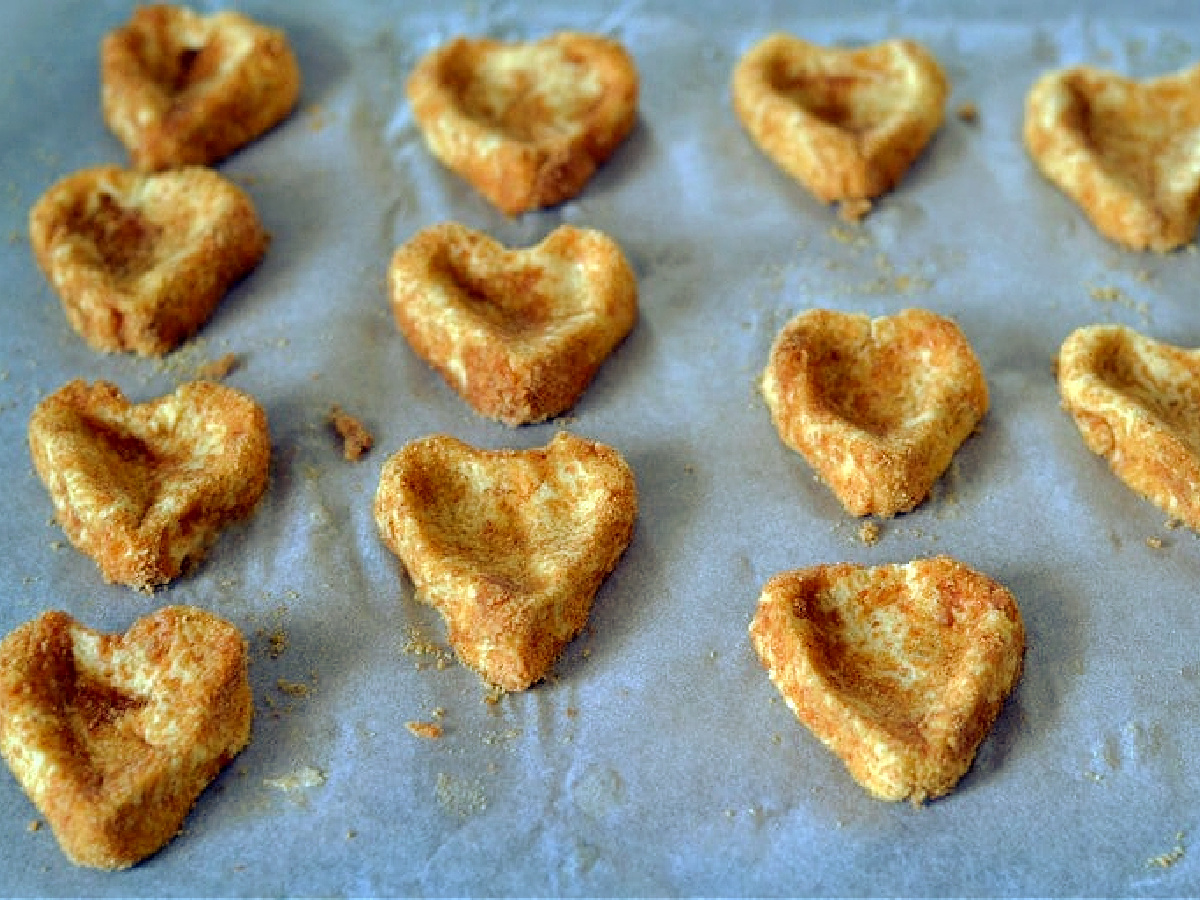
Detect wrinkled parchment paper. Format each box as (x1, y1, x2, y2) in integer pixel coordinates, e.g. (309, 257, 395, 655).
(2, 1, 1199, 895)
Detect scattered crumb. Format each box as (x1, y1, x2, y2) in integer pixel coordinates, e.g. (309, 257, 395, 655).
(956, 101, 979, 123)
(407, 721, 445, 739)
(858, 522, 881, 545)
(330, 405, 373, 461)
(277, 678, 311, 698)
(27, 819, 41, 832)
(403, 626, 455, 671)
(1146, 536, 1164, 550)
(838, 198, 872, 222)
(261, 627, 289, 659)
(828, 223, 870, 248)
(435, 772, 487, 817)
(1147, 831, 1186, 869)
(1087, 282, 1149, 318)
(196, 352, 240, 380)
(483, 684, 505, 706)
(264, 766, 326, 791)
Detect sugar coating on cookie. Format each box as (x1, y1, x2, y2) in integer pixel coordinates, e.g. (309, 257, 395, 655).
(101, 4, 301, 171)
(389, 222, 637, 426)
(0, 606, 253, 869)
(733, 34, 948, 207)
(749, 557, 1025, 804)
(29, 165, 268, 356)
(762, 307, 988, 517)
(374, 432, 637, 691)
(1024, 62, 1200, 252)
(407, 32, 639, 214)
(1058, 323, 1200, 528)
(28, 379, 271, 590)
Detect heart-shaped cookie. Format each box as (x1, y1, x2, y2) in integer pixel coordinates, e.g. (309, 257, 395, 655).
(374, 432, 637, 691)
(732, 34, 948, 209)
(749, 557, 1025, 804)
(101, 4, 301, 171)
(389, 222, 637, 426)
(29, 165, 268, 356)
(1059, 324, 1200, 528)
(761, 308, 988, 517)
(0, 606, 253, 869)
(1025, 62, 1200, 251)
(28, 379, 271, 590)
(407, 32, 639, 214)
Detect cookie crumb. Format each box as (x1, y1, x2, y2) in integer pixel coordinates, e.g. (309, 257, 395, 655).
(858, 522, 881, 545)
(264, 766, 325, 791)
(956, 101, 979, 123)
(27, 819, 41, 832)
(1146, 536, 1164, 550)
(330, 405, 373, 461)
(839, 198, 872, 222)
(196, 352, 240, 380)
(1147, 831, 1186, 869)
(276, 678, 311, 698)
(406, 721, 444, 739)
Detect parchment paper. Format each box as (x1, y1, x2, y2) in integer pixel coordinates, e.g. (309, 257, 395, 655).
(2, 1, 1199, 895)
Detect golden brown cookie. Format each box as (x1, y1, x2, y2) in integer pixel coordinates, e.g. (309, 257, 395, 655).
(407, 32, 639, 214)
(29, 165, 267, 356)
(28, 379, 271, 590)
(101, 4, 301, 171)
(749, 557, 1025, 804)
(761, 308, 988, 517)
(732, 34, 948, 209)
(0, 606, 252, 869)
(388, 222, 637, 426)
(374, 432, 637, 691)
(1024, 61, 1200, 251)
(1058, 323, 1200, 528)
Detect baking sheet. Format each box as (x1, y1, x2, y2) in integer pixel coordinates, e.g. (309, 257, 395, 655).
(3, 1, 1200, 895)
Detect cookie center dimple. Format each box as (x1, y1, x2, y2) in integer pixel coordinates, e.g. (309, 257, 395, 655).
(454, 45, 602, 142)
(439, 251, 560, 338)
(71, 674, 149, 737)
(1096, 335, 1200, 455)
(1066, 75, 1200, 205)
(815, 339, 933, 436)
(78, 192, 163, 278)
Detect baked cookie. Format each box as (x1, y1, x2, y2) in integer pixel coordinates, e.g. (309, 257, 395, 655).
(407, 32, 639, 214)
(101, 4, 301, 171)
(1058, 324, 1200, 528)
(0, 606, 252, 869)
(733, 34, 948, 210)
(28, 379, 271, 590)
(1024, 61, 1200, 252)
(388, 222, 637, 426)
(761, 308, 988, 517)
(749, 557, 1025, 804)
(374, 432, 637, 691)
(29, 165, 268, 356)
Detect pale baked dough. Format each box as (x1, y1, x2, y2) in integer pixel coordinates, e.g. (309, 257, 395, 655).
(1058, 323, 1200, 528)
(374, 432, 637, 691)
(761, 308, 988, 517)
(28, 379, 271, 590)
(29, 165, 268, 356)
(407, 32, 639, 214)
(749, 557, 1025, 804)
(0, 606, 252, 869)
(101, 4, 301, 171)
(733, 34, 948, 208)
(388, 222, 637, 426)
(1024, 61, 1200, 252)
